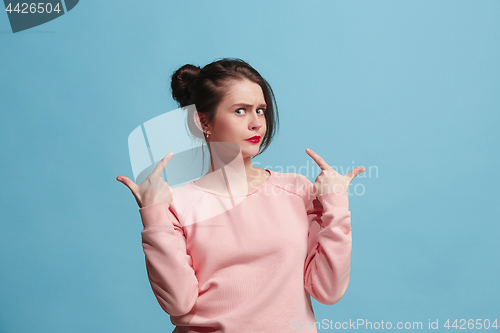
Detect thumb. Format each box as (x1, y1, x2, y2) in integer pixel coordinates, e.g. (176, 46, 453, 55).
(348, 167, 366, 181)
(117, 176, 138, 193)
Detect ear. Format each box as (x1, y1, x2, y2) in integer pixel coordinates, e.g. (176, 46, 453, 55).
(193, 111, 210, 134)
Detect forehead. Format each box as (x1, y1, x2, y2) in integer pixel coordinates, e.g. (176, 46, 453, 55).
(222, 79, 265, 104)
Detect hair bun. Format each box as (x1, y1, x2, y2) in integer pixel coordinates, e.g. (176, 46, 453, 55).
(171, 64, 201, 107)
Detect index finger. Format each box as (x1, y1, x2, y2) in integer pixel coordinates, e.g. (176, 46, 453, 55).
(151, 152, 174, 178)
(305, 148, 329, 170)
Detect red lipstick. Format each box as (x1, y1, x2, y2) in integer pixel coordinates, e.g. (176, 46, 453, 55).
(245, 135, 261, 143)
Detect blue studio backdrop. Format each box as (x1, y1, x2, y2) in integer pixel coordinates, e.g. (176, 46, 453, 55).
(1, 1, 499, 332)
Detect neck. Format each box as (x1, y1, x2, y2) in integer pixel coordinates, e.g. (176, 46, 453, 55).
(205, 142, 265, 189)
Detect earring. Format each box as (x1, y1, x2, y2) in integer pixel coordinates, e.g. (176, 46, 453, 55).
(203, 125, 211, 138)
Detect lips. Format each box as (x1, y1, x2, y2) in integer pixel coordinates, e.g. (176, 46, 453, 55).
(245, 136, 261, 143)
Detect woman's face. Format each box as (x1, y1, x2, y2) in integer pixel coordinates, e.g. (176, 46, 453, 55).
(208, 79, 267, 159)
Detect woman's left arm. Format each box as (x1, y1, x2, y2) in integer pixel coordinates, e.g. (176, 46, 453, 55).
(302, 148, 365, 305)
(303, 190, 352, 305)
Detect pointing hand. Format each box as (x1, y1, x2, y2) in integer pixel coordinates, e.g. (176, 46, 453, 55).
(116, 152, 174, 208)
(306, 148, 365, 196)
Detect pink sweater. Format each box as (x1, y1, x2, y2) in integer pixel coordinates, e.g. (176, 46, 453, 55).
(139, 168, 352, 333)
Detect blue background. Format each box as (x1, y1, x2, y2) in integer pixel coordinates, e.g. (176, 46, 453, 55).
(1, 1, 499, 332)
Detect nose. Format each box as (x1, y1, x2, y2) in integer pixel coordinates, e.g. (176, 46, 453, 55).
(249, 111, 264, 130)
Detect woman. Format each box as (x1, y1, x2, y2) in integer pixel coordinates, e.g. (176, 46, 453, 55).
(116, 58, 365, 332)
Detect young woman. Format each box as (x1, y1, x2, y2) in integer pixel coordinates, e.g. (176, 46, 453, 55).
(116, 58, 365, 333)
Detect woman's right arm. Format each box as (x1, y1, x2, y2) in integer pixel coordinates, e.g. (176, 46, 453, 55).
(139, 201, 199, 317)
(117, 152, 198, 315)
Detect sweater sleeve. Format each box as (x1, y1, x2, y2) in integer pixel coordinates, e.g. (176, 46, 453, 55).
(301, 176, 352, 305)
(139, 202, 199, 316)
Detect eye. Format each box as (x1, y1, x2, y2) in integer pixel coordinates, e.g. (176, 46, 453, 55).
(235, 108, 246, 115)
(257, 108, 266, 115)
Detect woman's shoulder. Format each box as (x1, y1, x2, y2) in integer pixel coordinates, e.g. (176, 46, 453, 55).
(269, 170, 314, 199)
(169, 182, 206, 208)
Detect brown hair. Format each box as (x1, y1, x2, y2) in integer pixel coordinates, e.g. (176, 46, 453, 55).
(170, 58, 279, 162)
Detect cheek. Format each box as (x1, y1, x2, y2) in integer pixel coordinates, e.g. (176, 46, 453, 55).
(215, 119, 238, 138)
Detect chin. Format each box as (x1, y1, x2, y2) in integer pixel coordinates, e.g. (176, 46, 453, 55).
(241, 149, 260, 159)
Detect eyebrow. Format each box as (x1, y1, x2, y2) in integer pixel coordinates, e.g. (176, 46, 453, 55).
(231, 103, 267, 108)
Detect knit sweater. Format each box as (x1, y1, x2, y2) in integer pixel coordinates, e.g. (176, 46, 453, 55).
(139, 168, 352, 333)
